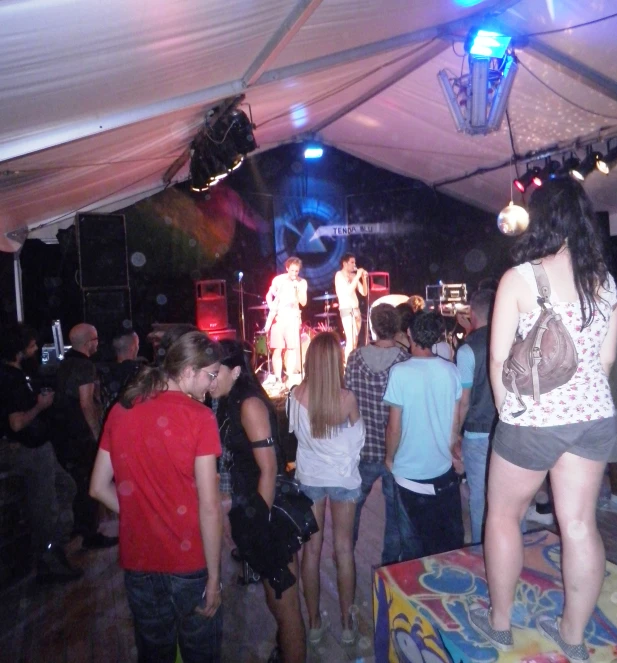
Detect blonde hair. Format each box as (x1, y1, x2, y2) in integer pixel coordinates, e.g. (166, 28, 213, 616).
(303, 332, 344, 438)
(409, 295, 425, 313)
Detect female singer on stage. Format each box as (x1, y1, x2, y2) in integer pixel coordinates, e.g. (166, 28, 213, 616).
(210, 339, 306, 663)
(471, 178, 617, 661)
(90, 332, 224, 663)
(289, 332, 365, 645)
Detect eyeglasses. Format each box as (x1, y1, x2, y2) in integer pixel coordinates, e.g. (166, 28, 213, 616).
(206, 371, 219, 380)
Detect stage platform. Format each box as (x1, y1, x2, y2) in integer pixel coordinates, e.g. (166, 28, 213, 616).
(373, 530, 617, 662)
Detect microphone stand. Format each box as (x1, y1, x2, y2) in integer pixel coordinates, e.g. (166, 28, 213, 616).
(238, 272, 246, 341)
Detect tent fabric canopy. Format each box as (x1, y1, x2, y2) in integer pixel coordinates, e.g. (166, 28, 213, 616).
(2, 0, 617, 250)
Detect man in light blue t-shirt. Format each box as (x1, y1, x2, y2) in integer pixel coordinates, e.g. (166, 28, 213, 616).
(384, 312, 464, 560)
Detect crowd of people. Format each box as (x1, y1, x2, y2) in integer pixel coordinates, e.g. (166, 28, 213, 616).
(1, 177, 616, 662)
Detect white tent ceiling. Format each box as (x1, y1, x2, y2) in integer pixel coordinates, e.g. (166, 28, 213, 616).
(2, 0, 617, 251)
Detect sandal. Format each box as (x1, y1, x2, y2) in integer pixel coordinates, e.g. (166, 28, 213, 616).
(537, 615, 589, 662)
(308, 612, 330, 645)
(469, 606, 513, 651)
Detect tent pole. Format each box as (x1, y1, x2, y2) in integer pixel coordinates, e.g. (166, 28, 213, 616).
(13, 253, 24, 323)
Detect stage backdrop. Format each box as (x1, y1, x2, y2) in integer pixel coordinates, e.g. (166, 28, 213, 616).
(3, 144, 552, 344)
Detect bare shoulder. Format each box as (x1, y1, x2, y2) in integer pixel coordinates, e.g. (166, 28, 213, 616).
(240, 396, 269, 419)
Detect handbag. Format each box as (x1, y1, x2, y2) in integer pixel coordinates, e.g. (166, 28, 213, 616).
(502, 261, 578, 417)
(272, 475, 319, 546)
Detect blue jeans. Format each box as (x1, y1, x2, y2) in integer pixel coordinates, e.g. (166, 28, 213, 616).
(353, 460, 408, 565)
(124, 569, 222, 663)
(461, 434, 490, 544)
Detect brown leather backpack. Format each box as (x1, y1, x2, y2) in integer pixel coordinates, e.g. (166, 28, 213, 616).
(502, 262, 578, 417)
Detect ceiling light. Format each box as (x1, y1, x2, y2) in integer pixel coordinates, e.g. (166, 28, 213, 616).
(304, 146, 324, 159)
(513, 167, 541, 193)
(575, 150, 607, 178)
(227, 109, 257, 155)
(534, 160, 560, 186)
(465, 29, 512, 59)
(486, 54, 518, 131)
(558, 156, 584, 181)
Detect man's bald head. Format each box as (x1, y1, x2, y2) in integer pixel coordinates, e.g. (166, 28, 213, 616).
(69, 323, 99, 356)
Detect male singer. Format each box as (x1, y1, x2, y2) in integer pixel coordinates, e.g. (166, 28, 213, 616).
(265, 256, 307, 384)
(335, 253, 368, 362)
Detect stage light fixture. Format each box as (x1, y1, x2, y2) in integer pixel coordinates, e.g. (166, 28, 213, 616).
(466, 29, 512, 59)
(304, 146, 324, 159)
(189, 149, 211, 192)
(558, 156, 584, 181)
(578, 150, 609, 177)
(227, 109, 257, 155)
(469, 57, 490, 129)
(486, 54, 518, 131)
(534, 160, 560, 186)
(605, 145, 617, 170)
(513, 167, 540, 193)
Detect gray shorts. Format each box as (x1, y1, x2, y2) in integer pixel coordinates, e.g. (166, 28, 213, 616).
(492, 417, 617, 471)
(298, 483, 361, 503)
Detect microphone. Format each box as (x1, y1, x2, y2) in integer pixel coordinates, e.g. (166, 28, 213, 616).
(238, 271, 244, 282)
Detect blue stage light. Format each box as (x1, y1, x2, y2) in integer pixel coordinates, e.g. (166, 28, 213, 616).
(304, 146, 324, 159)
(467, 30, 511, 59)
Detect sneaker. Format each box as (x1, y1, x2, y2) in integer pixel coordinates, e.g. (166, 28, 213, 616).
(537, 615, 589, 662)
(341, 612, 359, 645)
(468, 606, 513, 651)
(308, 613, 330, 645)
(81, 533, 119, 550)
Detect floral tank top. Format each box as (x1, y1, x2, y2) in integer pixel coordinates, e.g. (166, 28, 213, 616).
(500, 262, 617, 427)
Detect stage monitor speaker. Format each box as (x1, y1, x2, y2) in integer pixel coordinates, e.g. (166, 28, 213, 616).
(76, 213, 129, 289)
(83, 288, 132, 343)
(368, 272, 390, 297)
(195, 280, 228, 332)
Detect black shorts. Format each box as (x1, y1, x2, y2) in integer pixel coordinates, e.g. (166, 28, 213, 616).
(492, 416, 617, 471)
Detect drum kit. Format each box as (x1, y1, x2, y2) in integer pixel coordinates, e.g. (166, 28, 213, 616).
(248, 292, 339, 381)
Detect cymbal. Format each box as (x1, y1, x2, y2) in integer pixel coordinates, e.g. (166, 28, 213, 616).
(315, 312, 338, 318)
(248, 304, 269, 310)
(314, 293, 337, 301)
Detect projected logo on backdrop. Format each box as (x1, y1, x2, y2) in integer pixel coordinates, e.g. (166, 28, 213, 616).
(274, 198, 347, 292)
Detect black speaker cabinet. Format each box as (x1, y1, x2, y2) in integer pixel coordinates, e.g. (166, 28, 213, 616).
(76, 213, 129, 289)
(83, 288, 132, 342)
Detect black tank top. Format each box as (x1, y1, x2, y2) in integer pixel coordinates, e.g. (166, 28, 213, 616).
(216, 379, 283, 499)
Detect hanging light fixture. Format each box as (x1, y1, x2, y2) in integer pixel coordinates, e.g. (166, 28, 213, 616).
(577, 149, 609, 177)
(513, 167, 541, 193)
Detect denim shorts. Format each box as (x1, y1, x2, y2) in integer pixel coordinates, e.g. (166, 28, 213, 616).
(493, 416, 617, 471)
(298, 483, 361, 503)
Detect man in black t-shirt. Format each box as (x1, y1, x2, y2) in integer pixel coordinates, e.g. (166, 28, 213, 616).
(53, 323, 117, 550)
(0, 324, 82, 583)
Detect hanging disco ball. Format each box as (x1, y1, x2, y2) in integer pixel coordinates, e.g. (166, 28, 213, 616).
(497, 202, 529, 236)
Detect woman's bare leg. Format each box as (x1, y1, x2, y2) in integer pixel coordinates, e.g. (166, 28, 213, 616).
(264, 555, 306, 663)
(330, 499, 357, 630)
(300, 498, 327, 629)
(484, 452, 546, 630)
(550, 452, 606, 644)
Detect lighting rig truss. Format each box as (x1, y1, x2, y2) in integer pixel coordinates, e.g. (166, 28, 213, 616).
(438, 29, 518, 136)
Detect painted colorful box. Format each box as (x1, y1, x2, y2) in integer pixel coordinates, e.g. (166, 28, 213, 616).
(373, 530, 617, 662)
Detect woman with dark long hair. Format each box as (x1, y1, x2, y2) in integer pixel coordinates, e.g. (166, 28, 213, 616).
(289, 331, 365, 646)
(90, 332, 224, 663)
(209, 339, 307, 663)
(470, 178, 617, 661)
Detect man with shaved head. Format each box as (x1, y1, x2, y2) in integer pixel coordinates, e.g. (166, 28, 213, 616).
(54, 323, 117, 549)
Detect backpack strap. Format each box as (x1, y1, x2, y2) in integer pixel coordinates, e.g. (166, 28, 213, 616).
(530, 261, 551, 303)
